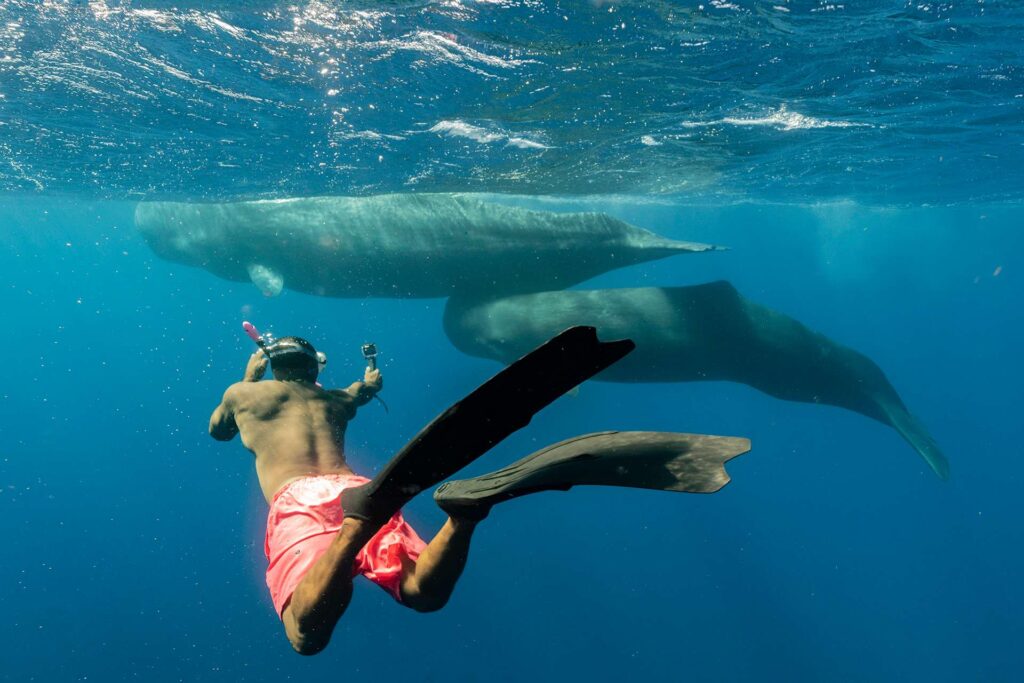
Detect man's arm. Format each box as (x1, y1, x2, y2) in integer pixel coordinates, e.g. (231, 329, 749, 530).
(209, 386, 240, 441)
(339, 367, 383, 409)
(209, 351, 267, 441)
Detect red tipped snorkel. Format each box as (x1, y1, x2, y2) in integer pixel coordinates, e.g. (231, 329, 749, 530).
(243, 321, 266, 350)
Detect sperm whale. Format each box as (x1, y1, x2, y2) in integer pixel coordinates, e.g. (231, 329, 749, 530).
(135, 193, 720, 298)
(443, 281, 949, 479)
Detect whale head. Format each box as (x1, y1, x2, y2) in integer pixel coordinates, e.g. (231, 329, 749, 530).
(135, 201, 255, 283)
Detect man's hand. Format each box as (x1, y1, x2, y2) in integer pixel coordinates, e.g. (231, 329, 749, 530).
(363, 367, 382, 392)
(342, 367, 383, 407)
(243, 351, 268, 382)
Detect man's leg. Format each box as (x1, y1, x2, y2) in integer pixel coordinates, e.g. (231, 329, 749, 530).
(399, 517, 480, 613)
(281, 517, 380, 656)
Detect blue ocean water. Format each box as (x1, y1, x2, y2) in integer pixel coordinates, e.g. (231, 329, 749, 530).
(1, 3, 1022, 682)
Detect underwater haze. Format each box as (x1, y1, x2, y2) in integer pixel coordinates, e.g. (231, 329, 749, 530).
(1, 2, 1022, 682)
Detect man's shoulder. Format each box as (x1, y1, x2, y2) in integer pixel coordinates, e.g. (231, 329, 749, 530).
(324, 387, 359, 414)
(224, 380, 287, 403)
(325, 386, 359, 404)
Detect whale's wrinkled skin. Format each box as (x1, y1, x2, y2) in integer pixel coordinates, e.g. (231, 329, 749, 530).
(135, 194, 719, 298)
(443, 282, 949, 479)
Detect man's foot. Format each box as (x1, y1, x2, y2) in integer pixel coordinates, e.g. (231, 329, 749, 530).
(433, 488, 492, 523)
(340, 482, 406, 525)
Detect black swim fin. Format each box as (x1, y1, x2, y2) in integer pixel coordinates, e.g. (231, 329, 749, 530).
(342, 327, 635, 523)
(433, 430, 751, 520)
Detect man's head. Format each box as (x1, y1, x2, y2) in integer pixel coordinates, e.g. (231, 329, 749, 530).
(265, 336, 320, 382)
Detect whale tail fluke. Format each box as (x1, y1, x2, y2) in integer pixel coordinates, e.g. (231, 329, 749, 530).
(879, 400, 950, 480)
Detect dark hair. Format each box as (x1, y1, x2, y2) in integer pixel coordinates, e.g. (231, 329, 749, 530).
(267, 336, 319, 382)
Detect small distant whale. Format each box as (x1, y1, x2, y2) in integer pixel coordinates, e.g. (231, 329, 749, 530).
(443, 281, 949, 479)
(135, 194, 720, 298)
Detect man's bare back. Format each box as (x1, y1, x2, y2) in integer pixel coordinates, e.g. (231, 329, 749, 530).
(208, 341, 483, 654)
(209, 351, 382, 501)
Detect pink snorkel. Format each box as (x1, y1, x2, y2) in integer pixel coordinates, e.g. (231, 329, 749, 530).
(242, 320, 265, 349)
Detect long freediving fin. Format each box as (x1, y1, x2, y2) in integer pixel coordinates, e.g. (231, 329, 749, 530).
(342, 326, 635, 523)
(433, 430, 751, 520)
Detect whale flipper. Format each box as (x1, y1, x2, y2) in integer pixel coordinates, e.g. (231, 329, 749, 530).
(247, 263, 284, 297)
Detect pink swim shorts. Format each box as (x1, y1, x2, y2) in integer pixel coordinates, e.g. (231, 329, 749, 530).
(264, 473, 427, 618)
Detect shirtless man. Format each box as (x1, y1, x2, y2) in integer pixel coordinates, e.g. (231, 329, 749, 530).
(209, 327, 646, 657)
(209, 336, 480, 656)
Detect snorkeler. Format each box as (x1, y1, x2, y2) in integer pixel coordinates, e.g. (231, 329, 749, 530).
(210, 326, 634, 654)
(210, 324, 750, 655)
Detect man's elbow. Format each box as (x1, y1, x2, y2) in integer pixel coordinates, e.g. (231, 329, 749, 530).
(209, 422, 237, 441)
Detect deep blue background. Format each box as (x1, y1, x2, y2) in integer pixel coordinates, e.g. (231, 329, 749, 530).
(1, 197, 1020, 682)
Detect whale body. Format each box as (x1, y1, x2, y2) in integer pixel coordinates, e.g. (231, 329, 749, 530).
(443, 282, 949, 479)
(135, 194, 719, 298)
